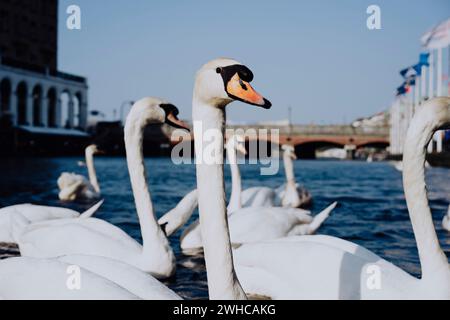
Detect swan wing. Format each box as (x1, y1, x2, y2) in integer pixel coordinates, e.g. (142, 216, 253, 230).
(241, 187, 277, 208)
(0, 204, 80, 243)
(0, 257, 139, 300)
(16, 218, 142, 259)
(58, 255, 181, 300)
(228, 207, 313, 244)
(234, 236, 416, 299)
(158, 189, 198, 237)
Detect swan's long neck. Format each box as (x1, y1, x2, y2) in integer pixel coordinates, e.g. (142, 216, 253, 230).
(193, 96, 247, 300)
(283, 152, 296, 185)
(227, 142, 242, 213)
(124, 113, 172, 258)
(403, 98, 449, 280)
(85, 149, 100, 193)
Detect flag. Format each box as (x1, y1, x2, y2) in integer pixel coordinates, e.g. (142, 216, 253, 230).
(412, 64, 422, 76)
(421, 18, 450, 49)
(400, 66, 416, 79)
(418, 53, 430, 67)
(396, 82, 411, 96)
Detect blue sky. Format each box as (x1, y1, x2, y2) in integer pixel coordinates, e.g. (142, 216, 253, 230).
(58, 0, 449, 124)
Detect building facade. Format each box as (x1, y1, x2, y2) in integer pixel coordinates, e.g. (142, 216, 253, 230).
(0, 0, 88, 133)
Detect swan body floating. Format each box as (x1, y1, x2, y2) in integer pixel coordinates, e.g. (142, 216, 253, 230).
(0, 255, 181, 300)
(0, 201, 102, 243)
(443, 205, 450, 232)
(235, 99, 450, 299)
(233, 98, 450, 299)
(192, 59, 450, 300)
(11, 98, 195, 278)
(57, 145, 102, 201)
(178, 202, 336, 253)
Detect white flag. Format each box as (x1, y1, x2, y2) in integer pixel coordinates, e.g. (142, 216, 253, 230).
(421, 18, 450, 49)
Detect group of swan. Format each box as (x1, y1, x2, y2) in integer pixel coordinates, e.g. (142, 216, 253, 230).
(0, 58, 448, 300)
(57, 145, 102, 201)
(189, 60, 449, 300)
(238, 144, 312, 210)
(168, 134, 336, 254)
(0, 143, 105, 244)
(9, 98, 199, 278)
(226, 136, 312, 212)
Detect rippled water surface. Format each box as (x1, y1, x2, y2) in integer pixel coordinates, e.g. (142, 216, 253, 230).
(0, 157, 449, 299)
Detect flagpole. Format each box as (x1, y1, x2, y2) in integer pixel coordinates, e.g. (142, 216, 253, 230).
(428, 50, 434, 98)
(448, 45, 450, 96)
(435, 47, 444, 152)
(421, 66, 426, 102)
(414, 81, 419, 115)
(437, 47, 443, 96)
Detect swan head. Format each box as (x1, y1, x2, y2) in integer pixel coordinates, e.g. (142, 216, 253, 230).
(127, 97, 190, 131)
(282, 144, 297, 160)
(226, 134, 247, 155)
(85, 144, 102, 156)
(194, 58, 271, 109)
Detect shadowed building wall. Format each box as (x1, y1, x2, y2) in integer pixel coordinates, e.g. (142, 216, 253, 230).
(0, 0, 58, 72)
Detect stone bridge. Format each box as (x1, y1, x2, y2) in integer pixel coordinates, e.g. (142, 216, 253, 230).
(169, 123, 390, 159)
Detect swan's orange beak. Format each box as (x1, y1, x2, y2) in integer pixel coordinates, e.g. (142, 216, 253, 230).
(226, 73, 272, 109)
(160, 103, 191, 132)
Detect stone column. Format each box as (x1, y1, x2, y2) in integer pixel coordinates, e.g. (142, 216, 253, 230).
(55, 89, 62, 128)
(436, 131, 443, 153)
(26, 89, 33, 126)
(79, 91, 88, 130)
(41, 90, 48, 127)
(68, 93, 74, 129)
(9, 82, 17, 126)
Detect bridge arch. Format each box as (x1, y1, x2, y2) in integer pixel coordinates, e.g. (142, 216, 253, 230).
(294, 141, 345, 159)
(356, 140, 389, 149)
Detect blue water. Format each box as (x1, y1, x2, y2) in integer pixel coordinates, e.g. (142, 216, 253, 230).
(0, 157, 449, 299)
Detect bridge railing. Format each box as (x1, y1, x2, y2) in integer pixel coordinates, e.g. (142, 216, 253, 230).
(225, 124, 389, 137)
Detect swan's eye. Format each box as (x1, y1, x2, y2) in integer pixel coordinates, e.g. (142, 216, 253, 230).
(216, 67, 222, 74)
(239, 79, 247, 91)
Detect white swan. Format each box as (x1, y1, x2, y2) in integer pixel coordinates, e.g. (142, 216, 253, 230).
(234, 98, 450, 299)
(277, 144, 312, 208)
(443, 205, 450, 232)
(192, 59, 449, 299)
(240, 144, 312, 209)
(0, 254, 181, 300)
(57, 145, 102, 201)
(226, 134, 248, 213)
(11, 98, 196, 278)
(0, 200, 102, 243)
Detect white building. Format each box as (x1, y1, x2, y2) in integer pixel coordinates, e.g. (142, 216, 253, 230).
(0, 64, 88, 132)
